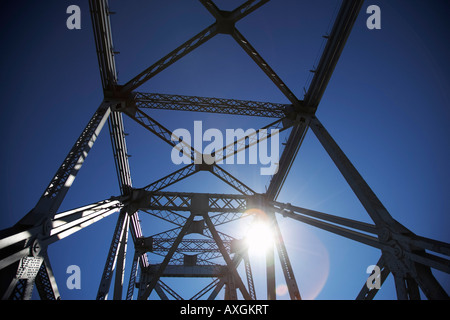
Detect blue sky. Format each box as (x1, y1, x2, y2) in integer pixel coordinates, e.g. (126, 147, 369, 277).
(0, 0, 449, 300)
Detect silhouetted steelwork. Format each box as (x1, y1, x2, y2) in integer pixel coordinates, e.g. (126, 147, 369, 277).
(0, 0, 448, 301)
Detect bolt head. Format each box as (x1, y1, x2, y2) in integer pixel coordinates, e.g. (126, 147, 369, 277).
(31, 239, 41, 257)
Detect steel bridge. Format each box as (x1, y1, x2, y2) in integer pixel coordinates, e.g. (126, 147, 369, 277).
(0, 0, 449, 300)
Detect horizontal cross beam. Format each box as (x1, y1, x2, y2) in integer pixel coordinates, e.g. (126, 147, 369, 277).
(135, 192, 248, 213)
(134, 92, 289, 118)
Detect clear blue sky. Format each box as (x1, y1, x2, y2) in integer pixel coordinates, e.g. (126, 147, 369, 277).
(0, 0, 449, 300)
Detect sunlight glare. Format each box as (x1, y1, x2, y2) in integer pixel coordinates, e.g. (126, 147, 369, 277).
(245, 220, 274, 256)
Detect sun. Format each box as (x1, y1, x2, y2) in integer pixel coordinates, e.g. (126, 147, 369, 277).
(245, 220, 274, 256)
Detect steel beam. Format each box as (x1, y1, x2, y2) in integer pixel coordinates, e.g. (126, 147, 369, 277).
(213, 118, 288, 164)
(226, 0, 270, 22)
(266, 0, 364, 200)
(136, 191, 248, 213)
(142, 164, 197, 192)
(309, 117, 407, 233)
(304, 0, 364, 109)
(266, 237, 275, 300)
(134, 92, 288, 118)
(113, 212, 129, 300)
(153, 282, 169, 300)
(190, 278, 220, 300)
(242, 252, 257, 300)
(90, 0, 150, 276)
(19, 103, 112, 227)
(152, 238, 230, 255)
(125, 251, 140, 300)
(283, 209, 382, 249)
(266, 118, 310, 200)
(107, 110, 149, 269)
(143, 208, 251, 230)
(270, 216, 301, 300)
(96, 209, 131, 300)
(108, 111, 133, 195)
(124, 108, 201, 161)
(141, 209, 187, 227)
(46, 198, 124, 246)
(34, 254, 60, 300)
(231, 28, 300, 106)
(121, 0, 270, 93)
(210, 166, 255, 196)
(273, 201, 379, 236)
(310, 116, 449, 299)
(121, 23, 219, 93)
(198, 0, 223, 20)
(89, 0, 118, 90)
(158, 280, 183, 300)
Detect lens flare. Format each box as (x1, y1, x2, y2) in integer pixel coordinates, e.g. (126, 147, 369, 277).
(276, 284, 289, 297)
(245, 220, 274, 255)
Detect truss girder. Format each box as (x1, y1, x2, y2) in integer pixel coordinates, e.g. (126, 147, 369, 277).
(137, 192, 248, 213)
(151, 238, 231, 255)
(108, 111, 133, 195)
(242, 252, 257, 300)
(34, 255, 60, 300)
(142, 208, 250, 230)
(125, 251, 140, 300)
(107, 110, 148, 270)
(89, 0, 118, 90)
(134, 92, 288, 118)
